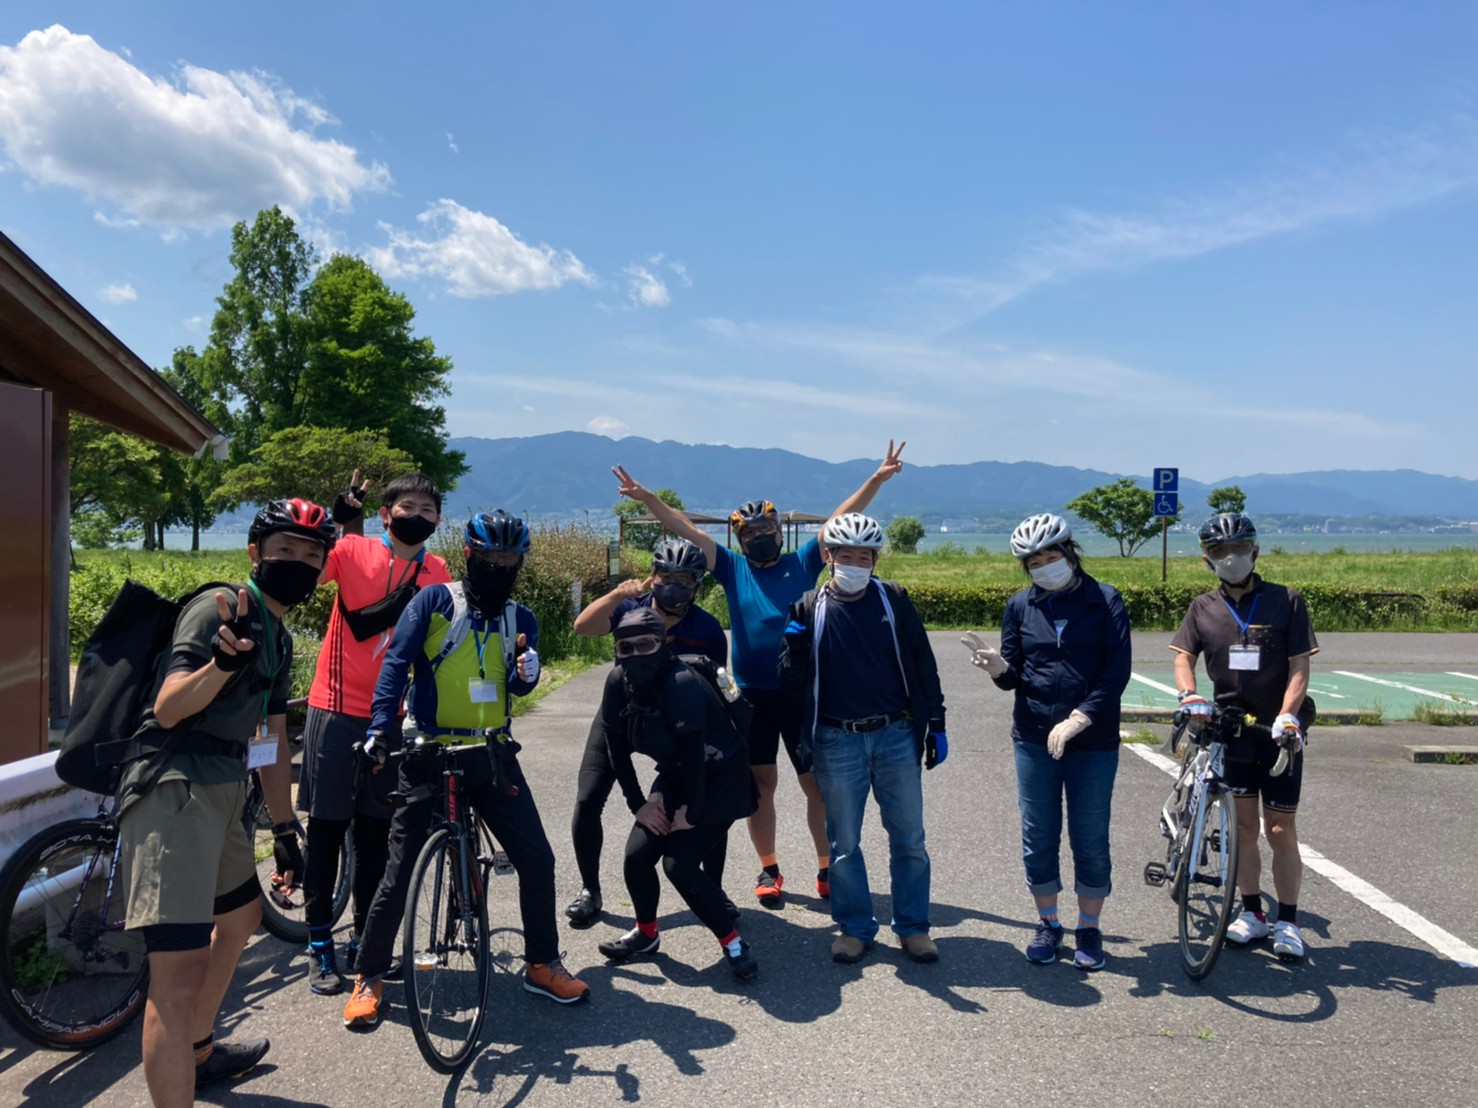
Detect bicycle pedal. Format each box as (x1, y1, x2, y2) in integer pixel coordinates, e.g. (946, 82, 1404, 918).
(1143, 862, 1168, 887)
(491, 851, 514, 876)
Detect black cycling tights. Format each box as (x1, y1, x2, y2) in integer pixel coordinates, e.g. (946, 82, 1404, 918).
(304, 814, 392, 936)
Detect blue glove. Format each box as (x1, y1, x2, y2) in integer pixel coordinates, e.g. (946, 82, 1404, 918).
(925, 729, 948, 770)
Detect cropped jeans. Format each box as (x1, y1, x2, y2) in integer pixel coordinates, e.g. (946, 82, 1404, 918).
(1013, 741, 1119, 899)
(812, 719, 930, 943)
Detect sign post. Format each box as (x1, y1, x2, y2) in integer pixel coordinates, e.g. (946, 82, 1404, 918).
(1153, 468, 1179, 584)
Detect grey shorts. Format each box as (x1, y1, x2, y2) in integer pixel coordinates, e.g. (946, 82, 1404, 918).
(120, 777, 256, 931)
(297, 707, 397, 821)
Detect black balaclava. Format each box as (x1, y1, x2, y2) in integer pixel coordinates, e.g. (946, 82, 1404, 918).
(464, 558, 519, 615)
(614, 607, 673, 702)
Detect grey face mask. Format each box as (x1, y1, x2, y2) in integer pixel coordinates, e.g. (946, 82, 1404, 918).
(1211, 553, 1256, 583)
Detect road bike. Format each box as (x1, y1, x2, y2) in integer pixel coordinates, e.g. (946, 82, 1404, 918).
(1143, 704, 1293, 981)
(0, 730, 348, 1049)
(394, 732, 515, 1074)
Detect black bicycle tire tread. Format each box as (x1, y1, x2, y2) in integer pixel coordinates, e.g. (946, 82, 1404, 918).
(0, 818, 149, 1049)
(1178, 783, 1240, 981)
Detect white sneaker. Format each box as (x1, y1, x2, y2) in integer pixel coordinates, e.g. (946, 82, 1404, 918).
(1272, 921, 1306, 960)
(1225, 911, 1270, 945)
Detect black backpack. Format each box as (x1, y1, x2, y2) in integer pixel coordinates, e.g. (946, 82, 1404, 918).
(674, 654, 753, 742)
(57, 579, 234, 796)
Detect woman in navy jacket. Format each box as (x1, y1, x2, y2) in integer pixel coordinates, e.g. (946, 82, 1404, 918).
(962, 513, 1131, 971)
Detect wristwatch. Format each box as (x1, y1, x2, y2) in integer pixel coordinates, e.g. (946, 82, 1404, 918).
(1176, 689, 1197, 702)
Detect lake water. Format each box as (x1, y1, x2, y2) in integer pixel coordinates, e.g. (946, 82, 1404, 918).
(160, 527, 1478, 557)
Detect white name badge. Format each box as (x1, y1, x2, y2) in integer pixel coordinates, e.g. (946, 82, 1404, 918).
(1227, 645, 1261, 671)
(247, 726, 280, 769)
(468, 679, 500, 705)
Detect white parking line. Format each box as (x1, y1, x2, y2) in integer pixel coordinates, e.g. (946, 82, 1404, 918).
(1331, 670, 1478, 707)
(1306, 683, 1348, 700)
(1129, 672, 1181, 697)
(1125, 742, 1478, 969)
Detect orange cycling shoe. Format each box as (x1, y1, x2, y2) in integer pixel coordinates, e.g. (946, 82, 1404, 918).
(755, 869, 784, 908)
(342, 977, 383, 1028)
(524, 959, 591, 1004)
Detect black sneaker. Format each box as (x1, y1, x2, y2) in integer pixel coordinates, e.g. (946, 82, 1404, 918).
(565, 888, 603, 927)
(308, 943, 344, 996)
(195, 1038, 270, 1090)
(383, 957, 403, 982)
(725, 939, 759, 980)
(598, 928, 661, 961)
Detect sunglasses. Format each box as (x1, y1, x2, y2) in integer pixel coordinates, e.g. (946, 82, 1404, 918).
(615, 635, 664, 658)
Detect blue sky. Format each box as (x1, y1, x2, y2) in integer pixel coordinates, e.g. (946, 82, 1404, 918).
(3, 4, 1477, 480)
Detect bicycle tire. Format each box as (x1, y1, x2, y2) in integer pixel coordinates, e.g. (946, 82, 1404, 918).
(1176, 782, 1241, 981)
(254, 812, 354, 944)
(0, 819, 149, 1049)
(403, 828, 490, 1073)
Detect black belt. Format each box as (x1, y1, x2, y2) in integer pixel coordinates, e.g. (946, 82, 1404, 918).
(817, 709, 911, 734)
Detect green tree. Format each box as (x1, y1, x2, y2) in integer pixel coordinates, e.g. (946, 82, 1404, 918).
(68, 414, 174, 548)
(213, 425, 417, 511)
(160, 347, 226, 550)
(886, 516, 926, 554)
(615, 488, 686, 551)
(299, 254, 465, 489)
(1207, 485, 1247, 515)
(1067, 478, 1174, 557)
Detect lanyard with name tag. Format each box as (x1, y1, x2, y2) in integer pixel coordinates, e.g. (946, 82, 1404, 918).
(1227, 645, 1261, 671)
(247, 722, 280, 769)
(468, 679, 500, 704)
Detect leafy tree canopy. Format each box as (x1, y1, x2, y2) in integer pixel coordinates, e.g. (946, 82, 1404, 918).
(887, 516, 926, 554)
(212, 425, 418, 512)
(1066, 478, 1175, 557)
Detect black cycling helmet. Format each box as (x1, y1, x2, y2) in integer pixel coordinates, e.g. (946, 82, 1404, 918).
(249, 498, 336, 551)
(1198, 513, 1257, 549)
(465, 510, 531, 555)
(729, 499, 779, 534)
(652, 536, 707, 578)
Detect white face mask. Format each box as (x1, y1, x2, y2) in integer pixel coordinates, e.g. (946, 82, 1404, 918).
(1029, 558, 1075, 592)
(1211, 553, 1256, 583)
(830, 563, 873, 594)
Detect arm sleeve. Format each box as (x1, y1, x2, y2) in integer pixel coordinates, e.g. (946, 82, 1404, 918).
(798, 537, 824, 581)
(318, 540, 343, 586)
(993, 596, 1023, 691)
(1077, 587, 1132, 722)
(1285, 589, 1319, 658)
(506, 606, 541, 697)
(601, 674, 648, 814)
(164, 591, 221, 676)
(1168, 600, 1202, 658)
(369, 589, 434, 736)
(711, 545, 735, 589)
(902, 594, 946, 727)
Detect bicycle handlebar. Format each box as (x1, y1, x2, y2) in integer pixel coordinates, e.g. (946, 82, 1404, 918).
(1171, 705, 1297, 776)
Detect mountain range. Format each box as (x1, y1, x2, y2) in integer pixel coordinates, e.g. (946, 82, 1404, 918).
(437, 433, 1478, 523)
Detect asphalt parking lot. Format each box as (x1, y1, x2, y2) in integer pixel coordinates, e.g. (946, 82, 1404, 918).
(3, 632, 1476, 1107)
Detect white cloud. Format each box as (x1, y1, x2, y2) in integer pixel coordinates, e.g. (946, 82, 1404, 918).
(369, 199, 594, 297)
(932, 112, 1478, 314)
(0, 25, 390, 233)
(184, 314, 206, 331)
(587, 415, 630, 438)
(667, 259, 692, 287)
(98, 282, 136, 304)
(624, 263, 670, 308)
(446, 131, 458, 154)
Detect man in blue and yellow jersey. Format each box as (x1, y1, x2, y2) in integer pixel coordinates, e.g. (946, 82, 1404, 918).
(343, 511, 589, 1030)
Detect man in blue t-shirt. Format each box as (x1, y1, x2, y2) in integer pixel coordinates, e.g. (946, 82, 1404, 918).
(564, 537, 728, 925)
(613, 439, 905, 908)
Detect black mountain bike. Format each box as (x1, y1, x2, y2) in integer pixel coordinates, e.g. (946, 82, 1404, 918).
(1143, 704, 1293, 981)
(0, 758, 348, 1049)
(395, 732, 514, 1074)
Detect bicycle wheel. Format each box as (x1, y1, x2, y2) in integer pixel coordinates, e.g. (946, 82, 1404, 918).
(254, 811, 354, 944)
(1176, 782, 1241, 980)
(0, 819, 149, 1049)
(403, 828, 490, 1073)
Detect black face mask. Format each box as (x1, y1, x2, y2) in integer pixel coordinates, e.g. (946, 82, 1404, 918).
(652, 583, 696, 614)
(619, 649, 672, 702)
(388, 514, 437, 547)
(464, 560, 519, 614)
(252, 558, 321, 608)
(742, 533, 781, 564)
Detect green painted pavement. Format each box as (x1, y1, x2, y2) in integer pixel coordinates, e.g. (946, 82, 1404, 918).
(1124, 670, 1478, 719)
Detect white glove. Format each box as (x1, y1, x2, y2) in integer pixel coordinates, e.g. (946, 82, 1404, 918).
(519, 648, 541, 683)
(1046, 709, 1092, 759)
(1178, 694, 1213, 719)
(1271, 712, 1304, 751)
(959, 632, 1008, 679)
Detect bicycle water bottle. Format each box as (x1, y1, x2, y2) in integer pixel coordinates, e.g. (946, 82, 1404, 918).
(715, 667, 741, 703)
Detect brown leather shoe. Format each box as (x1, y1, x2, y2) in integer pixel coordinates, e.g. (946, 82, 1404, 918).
(900, 932, 939, 963)
(831, 934, 868, 964)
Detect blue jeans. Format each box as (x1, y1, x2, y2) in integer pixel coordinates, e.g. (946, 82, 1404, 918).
(811, 719, 930, 942)
(1013, 741, 1119, 899)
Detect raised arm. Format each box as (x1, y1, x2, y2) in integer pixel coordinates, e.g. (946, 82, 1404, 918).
(573, 576, 651, 637)
(612, 465, 718, 567)
(829, 439, 906, 518)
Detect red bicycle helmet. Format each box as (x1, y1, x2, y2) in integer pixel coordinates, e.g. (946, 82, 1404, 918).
(249, 498, 336, 550)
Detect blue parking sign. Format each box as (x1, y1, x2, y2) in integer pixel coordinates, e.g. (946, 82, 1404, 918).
(1154, 492, 1179, 517)
(1153, 467, 1179, 492)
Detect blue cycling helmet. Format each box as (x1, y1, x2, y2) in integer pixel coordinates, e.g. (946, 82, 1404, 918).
(465, 510, 530, 555)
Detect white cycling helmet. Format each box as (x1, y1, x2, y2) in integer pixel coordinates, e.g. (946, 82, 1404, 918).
(822, 512, 885, 549)
(1010, 513, 1072, 559)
